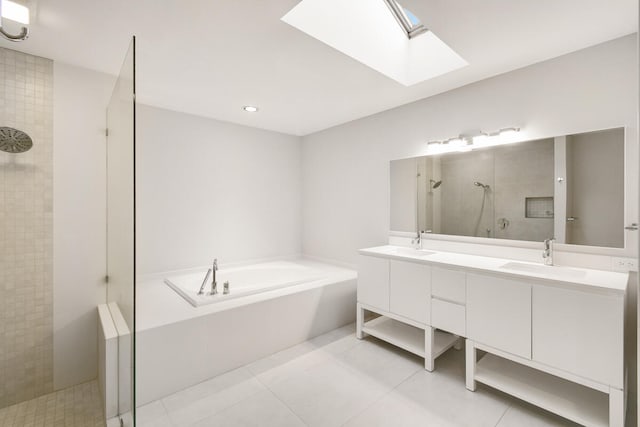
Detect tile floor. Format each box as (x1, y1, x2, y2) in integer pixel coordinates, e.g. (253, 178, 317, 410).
(137, 323, 631, 427)
(0, 380, 104, 427)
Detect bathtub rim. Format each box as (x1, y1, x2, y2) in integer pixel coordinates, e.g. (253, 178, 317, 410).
(136, 257, 357, 332)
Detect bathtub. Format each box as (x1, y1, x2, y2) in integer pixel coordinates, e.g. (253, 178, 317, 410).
(136, 258, 356, 406)
(165, 261, 325, 307)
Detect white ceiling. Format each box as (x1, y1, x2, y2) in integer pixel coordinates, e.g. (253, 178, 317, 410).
(1, 0, 637, 136)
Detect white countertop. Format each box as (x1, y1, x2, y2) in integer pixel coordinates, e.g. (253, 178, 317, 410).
(359, 245, 628, 296)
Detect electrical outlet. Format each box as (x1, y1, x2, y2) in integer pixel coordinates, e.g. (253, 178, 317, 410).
(612, 257, 638, 272)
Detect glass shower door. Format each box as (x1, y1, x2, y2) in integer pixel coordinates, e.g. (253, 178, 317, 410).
(106, 36, 136, 426)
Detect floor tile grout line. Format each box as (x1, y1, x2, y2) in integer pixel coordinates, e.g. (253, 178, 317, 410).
(253, 373, 310, 427)
(168, 385, 265, 427)
(338, 350, 427, 426)
(493, 403, 512, 427)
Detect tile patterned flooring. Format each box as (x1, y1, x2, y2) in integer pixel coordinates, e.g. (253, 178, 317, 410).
(137, 323, 615, 427)
(0, 380, 104, 427)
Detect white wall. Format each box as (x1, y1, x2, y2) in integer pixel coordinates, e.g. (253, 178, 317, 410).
(53, 62, 114, 390)
(137, 106, 302, 275)
(301, 34, 638, 266)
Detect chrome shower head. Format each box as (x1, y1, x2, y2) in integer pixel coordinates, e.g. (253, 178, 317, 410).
(0, 127, 32, 153)
(474, 181, 490, 190)
(430, 179, 442, 189)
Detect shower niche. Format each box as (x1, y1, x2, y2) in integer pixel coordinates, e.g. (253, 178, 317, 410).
(390, 127, 626, 248)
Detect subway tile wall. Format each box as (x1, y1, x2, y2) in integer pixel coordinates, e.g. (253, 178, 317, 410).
(0, 47, 54, 408)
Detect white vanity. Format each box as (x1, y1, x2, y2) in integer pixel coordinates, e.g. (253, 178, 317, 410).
(357, 245, 628, 427)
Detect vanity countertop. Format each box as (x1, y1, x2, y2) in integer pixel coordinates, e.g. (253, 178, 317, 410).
(359, 245, 628, 296)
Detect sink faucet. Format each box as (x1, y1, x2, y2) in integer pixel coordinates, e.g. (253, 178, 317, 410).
(210, 259, 218, 295)
(411, 231, 422, 249)
(543, 238, 555, 266)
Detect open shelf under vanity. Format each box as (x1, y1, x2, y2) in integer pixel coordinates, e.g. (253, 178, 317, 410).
(357, 303, 461, 371)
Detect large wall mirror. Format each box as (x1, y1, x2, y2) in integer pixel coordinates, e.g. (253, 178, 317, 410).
(390, 127, 625, 248)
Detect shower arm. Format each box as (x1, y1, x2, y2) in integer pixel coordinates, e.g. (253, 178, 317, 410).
(0, 25, 28, 41)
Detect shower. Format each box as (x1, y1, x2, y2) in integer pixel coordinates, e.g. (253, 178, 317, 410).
(430, 179, 442, 190)
(0, 127, 33, 153)
(473, 180, 491, 237)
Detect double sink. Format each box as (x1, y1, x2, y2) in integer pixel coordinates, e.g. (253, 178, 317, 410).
(387, 246, 586, 279)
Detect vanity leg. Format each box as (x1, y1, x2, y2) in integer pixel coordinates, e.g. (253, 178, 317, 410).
(453, 336, 463, 351)
(465, 340, 477, 391)
(356, 303, 364, 340)
(608, 387, 624, 427)
(424, 326, 434, 372)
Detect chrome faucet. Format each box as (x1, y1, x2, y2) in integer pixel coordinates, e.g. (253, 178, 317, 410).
(411, 231, 422, 249)
(197, 268, 212, 295)
(543, 238, 555, 266)
(210, 259, 218, 295)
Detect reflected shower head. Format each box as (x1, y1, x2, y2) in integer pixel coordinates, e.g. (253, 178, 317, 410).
(430, 179, 442, 189)
(474, 181, 490, 190)
(0, 127, 32, 153)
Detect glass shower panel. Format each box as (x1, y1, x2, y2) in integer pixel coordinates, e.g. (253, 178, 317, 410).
(106, 37, 136, 426)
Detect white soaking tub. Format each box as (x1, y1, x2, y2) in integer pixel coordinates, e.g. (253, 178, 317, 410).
(136, 258, 357, 406)
(165, 261, 325, 307)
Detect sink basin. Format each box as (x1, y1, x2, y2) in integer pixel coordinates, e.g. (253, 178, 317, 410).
(392, 247, 436, 257)
(499, 262, 586, 279)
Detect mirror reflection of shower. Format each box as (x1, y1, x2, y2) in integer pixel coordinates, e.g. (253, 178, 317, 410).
(473, 180, 491, 237)
(474, 181, 490, 190)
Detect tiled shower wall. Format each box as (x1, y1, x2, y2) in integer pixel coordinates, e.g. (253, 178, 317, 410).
(0, 48, 54, 408)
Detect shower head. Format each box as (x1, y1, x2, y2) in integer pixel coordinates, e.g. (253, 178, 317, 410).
(474, 181, 490, 190)
(430, 179, 442, 189)
(0, 127, 32, 153)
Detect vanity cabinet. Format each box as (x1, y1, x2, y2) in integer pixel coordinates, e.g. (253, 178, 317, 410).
(532, 285, 624, 389)
(357, 246, 628, 427)
(356, 255, 389, 311)
(389, 260, 431, 324)
(466, 273, 532, 359)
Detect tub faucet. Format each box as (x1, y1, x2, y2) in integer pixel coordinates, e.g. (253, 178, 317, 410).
(210, 259, 218, 295)
(543, 238, 555, 266)
(197, 268, 212, 295)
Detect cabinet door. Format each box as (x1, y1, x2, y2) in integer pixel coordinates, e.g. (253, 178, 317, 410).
(467, 273, 532, 359)
(389, 260, 431, 324)
(357, 255, 389, 311)
(532, 285, 624, 388)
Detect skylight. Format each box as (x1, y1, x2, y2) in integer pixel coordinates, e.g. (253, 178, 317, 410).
(281, 0, 467, 86)
(383, 0, 427, 39)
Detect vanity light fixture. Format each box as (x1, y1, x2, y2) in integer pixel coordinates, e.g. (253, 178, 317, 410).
(0, 0, 29, 41)
(242, 106, 259, 113)
(426, 127, 521, 155)
(446, 137, 464, 147)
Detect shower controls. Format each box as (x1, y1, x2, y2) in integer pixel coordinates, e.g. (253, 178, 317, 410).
(497, 218, 509, 230)
(223, 281, 230, 295)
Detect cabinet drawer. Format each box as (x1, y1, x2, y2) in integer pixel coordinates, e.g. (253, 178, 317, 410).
(431, 267, 466, 304)
(431, 298, 466, 336)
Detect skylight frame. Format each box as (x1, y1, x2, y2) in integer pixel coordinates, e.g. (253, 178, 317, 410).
(383, 0, 428, 39)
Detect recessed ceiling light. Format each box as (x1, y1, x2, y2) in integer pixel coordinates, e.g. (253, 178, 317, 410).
(242, 106, 259, 113)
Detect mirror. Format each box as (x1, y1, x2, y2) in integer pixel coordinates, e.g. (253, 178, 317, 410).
(390, 127, 625, 248)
